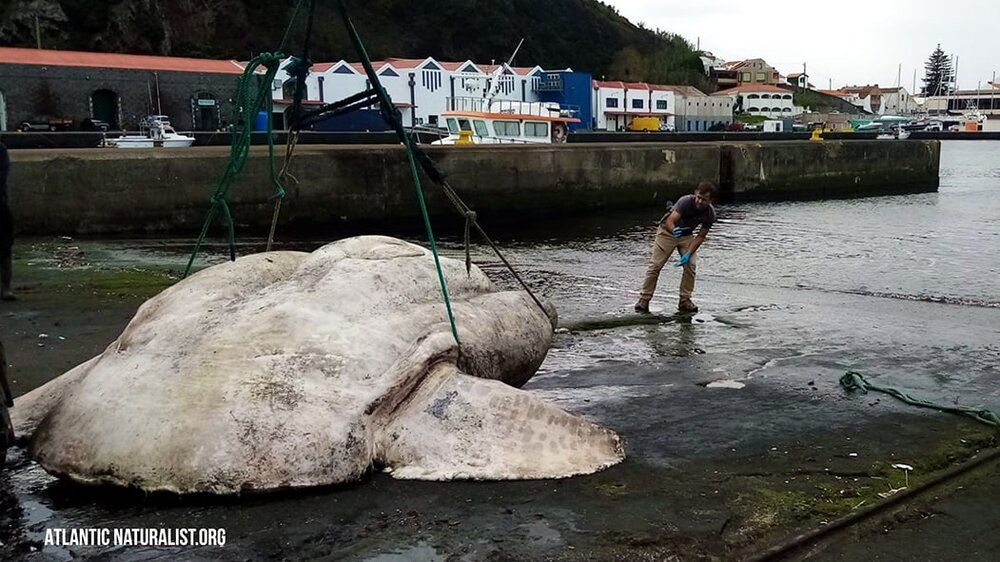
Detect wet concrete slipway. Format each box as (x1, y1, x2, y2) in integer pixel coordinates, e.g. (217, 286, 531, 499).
(1, 141, 999, 561)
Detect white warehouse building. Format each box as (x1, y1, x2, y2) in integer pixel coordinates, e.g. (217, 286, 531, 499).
(271, 56, 560, 129)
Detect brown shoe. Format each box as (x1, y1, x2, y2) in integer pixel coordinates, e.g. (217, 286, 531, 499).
(678, 300, 698, 313)
(634, 298, 650, 313)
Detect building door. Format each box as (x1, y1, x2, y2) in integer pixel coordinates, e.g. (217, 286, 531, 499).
(193, 92, 219, 130)
(0, 90, 6, 131)
(91, 89, 119, 129)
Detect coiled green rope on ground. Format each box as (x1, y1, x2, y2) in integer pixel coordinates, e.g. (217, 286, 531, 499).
(840, 371, 1000, 428)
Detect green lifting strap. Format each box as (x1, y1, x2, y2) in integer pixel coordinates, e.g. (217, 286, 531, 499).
(336, 0, 461, 348)
(183, 0, 309, 277)
(840, 371, 1000, 429)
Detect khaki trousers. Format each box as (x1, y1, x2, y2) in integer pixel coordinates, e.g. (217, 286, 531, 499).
(639, 227, 696, 303)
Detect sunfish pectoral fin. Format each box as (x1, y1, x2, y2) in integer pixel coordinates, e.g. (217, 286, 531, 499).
(376, 364, 624, 480)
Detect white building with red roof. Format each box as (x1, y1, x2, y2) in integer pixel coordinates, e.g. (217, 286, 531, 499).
(593, 80, 734, 131)
(712, 84, 803, 118)
(593, 81, 680, 131)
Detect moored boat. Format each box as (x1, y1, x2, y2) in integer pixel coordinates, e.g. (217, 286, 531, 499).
(434, 97, 580, 145)
(104, 115, 195, 148)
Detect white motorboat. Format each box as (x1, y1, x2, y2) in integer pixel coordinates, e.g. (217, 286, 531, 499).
(105, 115, 195, 148)
(433, 98, 579, 145)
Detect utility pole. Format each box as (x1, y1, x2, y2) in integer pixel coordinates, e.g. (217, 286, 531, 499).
(34, 16, 41, 49)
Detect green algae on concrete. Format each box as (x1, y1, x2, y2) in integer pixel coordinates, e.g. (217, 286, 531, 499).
(14, 240, 178, 300)
(728, 426, 999, 548)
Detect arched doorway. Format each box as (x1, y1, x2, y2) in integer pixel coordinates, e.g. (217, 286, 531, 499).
(90, 89, 119, 129)
(192, 92, 220, 131)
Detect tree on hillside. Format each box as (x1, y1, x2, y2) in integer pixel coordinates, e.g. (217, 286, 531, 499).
(921, 44, 953, 96)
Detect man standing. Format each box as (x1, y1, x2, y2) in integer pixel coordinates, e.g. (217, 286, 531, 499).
(635, 181, 718, 314)
(0, 142, 13, 301)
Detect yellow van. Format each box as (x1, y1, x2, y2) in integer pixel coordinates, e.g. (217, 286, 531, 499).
(629, 117, 660, 132)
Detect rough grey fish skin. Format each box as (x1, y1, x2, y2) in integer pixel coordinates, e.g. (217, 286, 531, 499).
(13, 236, 624, 494)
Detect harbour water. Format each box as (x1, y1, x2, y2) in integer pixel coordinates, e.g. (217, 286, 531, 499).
(0, 141, 998, 560)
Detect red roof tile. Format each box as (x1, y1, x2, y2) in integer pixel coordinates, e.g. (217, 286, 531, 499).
(0, 46, 248, 74)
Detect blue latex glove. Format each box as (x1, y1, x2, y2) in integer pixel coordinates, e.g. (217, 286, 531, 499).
(675, 251, 692, 267)
(671, 226, 684, 237)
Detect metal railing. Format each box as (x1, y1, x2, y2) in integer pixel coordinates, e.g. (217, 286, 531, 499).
(445, 97, 579, 118)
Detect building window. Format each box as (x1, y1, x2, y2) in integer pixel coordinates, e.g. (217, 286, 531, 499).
(525, 122, 548, 137)
(783, 108, 792, 112)
(756, 72, 766, 81)
(606, 97, 619, 108)
(741, 72, 751, 82)
(632, 98, 643, 109)
(783, 94, 792, 100)
(656, 99, 667, 110)
(494, 120, 520, 136)
(421, 70, 443, 92)
(473, 120, 489, 137)
(748, 94, 759, 99)
(761, 94, 771, 99)
(748, 107, 760, 113)
(772, 107, 782, 112)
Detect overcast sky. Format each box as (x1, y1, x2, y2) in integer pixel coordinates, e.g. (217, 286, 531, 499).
(605, 0, 998, 92)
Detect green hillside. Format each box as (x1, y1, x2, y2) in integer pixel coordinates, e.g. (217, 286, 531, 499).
(0, 0, 709, 89)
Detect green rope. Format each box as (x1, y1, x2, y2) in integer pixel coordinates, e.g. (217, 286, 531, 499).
(840, 371, 1000, 428)
(183, 0, 308, 277)
(337, 0, 461, 348)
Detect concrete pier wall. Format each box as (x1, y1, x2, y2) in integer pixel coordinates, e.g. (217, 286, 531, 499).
(722, 140, 941, 200)
(7, 140, 939, 235)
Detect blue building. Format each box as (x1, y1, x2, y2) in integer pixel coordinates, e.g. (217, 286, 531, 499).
(535, 71, 594, 131)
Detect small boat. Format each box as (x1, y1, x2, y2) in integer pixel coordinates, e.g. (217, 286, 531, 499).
(104, 115, 195, 148)
(434, 98, 580, 145)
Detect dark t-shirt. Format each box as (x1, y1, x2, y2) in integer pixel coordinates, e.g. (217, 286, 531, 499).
(667, 194, 715, 235)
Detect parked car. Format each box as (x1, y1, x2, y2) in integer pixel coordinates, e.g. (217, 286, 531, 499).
(0, 341, 12, 466)
(18, 116, 73, 132)
(79, 118, 111, 132)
